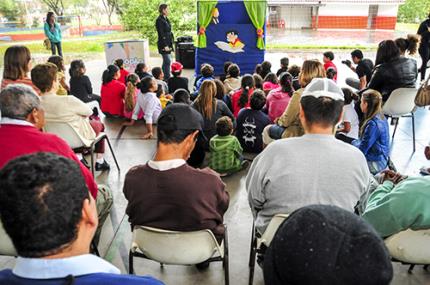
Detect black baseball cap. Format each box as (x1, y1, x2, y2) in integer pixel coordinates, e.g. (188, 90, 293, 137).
(157, 103, 204, 135)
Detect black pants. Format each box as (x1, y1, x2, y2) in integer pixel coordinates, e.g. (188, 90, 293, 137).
(51, 41, 63, 57)
(419, 45, 429, 81)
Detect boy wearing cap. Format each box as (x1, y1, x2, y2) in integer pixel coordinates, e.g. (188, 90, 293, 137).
(167, 61, 189, 94)
(123, 104, 229, 240)
(247, 78, 373, 234)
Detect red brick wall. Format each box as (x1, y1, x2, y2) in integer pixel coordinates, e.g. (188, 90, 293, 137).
(312, 15, 397, 29)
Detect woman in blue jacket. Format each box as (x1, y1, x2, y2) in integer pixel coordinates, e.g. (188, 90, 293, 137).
(353, 89, 390, 174)
(44, 12, 62, 57)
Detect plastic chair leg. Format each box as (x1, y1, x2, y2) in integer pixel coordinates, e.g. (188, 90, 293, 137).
(411, 113, 416, 153)
(91, 240, 100, 256)
(105, 135, 120, 172)
(224, 227, 229, 285)
(90, 147, 95, 177)
(408, 264, 415, 274)
(128, 251, 134, 274)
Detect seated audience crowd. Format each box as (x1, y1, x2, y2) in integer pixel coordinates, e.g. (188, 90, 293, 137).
(0, 31, 428, 284)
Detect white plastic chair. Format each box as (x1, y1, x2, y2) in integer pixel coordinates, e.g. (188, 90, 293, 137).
(385, 228, 430, 273)
(248, 214, 289, 285)
(129, 226, 229, 284)
(44, 121, 120, 176)
(0, 221, 16, 257)
(382, 88, 418, 152)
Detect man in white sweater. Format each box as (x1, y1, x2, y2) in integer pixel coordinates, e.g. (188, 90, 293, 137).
(247, 78, 374, 234)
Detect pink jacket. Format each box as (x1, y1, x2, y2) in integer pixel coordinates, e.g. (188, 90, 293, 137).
(266, 87, 292, 122)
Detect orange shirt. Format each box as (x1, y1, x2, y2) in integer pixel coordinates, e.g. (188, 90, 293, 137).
(1, 78, 41, 95)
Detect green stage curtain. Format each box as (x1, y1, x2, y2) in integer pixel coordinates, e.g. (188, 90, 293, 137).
(197, 1, 218, 48)
(243, 0, 266, 50)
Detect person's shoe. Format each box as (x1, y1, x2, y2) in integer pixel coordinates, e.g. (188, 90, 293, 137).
(80, 158, 90, 169)
(195, 260, 210, 270)
(95, 160, 110, 172)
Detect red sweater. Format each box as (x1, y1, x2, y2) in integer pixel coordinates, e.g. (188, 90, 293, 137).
(231, 88, 254, 117)
(0, 124, 98, 198)
(101, 80, 126, 116)
(324, 61, 338, 82)
(119, 69, 130, 85)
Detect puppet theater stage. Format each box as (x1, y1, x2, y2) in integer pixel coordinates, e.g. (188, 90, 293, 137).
(195, 0, 267, 76)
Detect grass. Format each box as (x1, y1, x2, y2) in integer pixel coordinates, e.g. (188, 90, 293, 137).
(266, 43, 377, 51)
(2, 29, 44, 35)
(0, 31, 159, 67)
(395, 22, 420, 33)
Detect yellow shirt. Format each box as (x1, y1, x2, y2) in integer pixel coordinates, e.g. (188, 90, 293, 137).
(56, 71, 68, 96)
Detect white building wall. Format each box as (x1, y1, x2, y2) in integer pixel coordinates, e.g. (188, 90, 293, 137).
(318, 4, 369, 16)
(377, 4, 398, 16)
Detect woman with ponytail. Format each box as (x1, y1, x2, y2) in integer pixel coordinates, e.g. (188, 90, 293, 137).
(352, 90, 390, 174)
(395, 34, 419, 56)
(100, 64, 126, 117)
(265, 72, 294, 122)
(124, 73, 143, 119)
(231, 74, 255, 117)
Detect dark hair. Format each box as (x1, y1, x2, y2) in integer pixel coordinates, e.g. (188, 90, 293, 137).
(341, 87, 359, 105)
(323, 51, 335, 61)
(157, 113, 196, 144)
(102, 64, 119, 85)
(326, 67, 337, 80)
(375, 40, 400, 66)
(223, 61, 233, 75)
(216, 116, 233, 136)
(238, 74, 255, 108)
(280, 57, 289, 68)
(135, 63, 147, 79)
(288, 65, 301, 78)
(46, 12, 55, 28)
(47, 55, 64, 72)
(214, 79, 226, 100)
(0, 152, 90, 258)
(152, 67, 163, 79)
(69, 59, 85, 78)
(3, 45, 31, 80)
(260, 61, 272, 79)
(226, 30, 239, 36)
(173, 88, 191, 104)
(140, 76, 156, 93)
(264, 72, 278, 84)
(253, 73, 263, 90)
(300, 96, 344, 128)
(250, 89, 266, 110)
(156, 84, 164, 98)
(351, 49, 364, 60)
(395, 34, 419, 55)
(227, 64, 240, 78)
(114, 59, 124, 69)
(159, 4, 168, 14)
(31, 63, 58, 93)
(279, 72, 294, 94)
(254, 64, 262, 75)
(201, 64, 214, 77)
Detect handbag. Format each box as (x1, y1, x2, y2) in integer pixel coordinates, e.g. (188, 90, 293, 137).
(43, 38, 51, 50)
(415, 77, 430, 107)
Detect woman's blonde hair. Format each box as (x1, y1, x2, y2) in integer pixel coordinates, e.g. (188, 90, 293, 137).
(124, 73, 140, 112)
(360, 89, 384, 136)
(194, 80, 216, 119)
(299, 60, 326, 87)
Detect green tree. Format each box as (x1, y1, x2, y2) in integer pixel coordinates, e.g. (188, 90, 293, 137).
(120, 0, 196, 45)
(398, 0, 430, 23)
(0, 0, 22, 21)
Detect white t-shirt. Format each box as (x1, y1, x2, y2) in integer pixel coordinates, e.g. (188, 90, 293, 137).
(340, 103, 359, 139)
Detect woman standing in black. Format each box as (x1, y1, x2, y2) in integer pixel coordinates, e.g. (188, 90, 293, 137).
(156, 4, 174, 81)
(418, 12, 430, 81)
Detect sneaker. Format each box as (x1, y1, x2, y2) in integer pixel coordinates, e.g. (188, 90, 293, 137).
(95, 160, 110, 172)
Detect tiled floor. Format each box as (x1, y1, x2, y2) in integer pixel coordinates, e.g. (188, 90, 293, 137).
(1, 54, 430, 285)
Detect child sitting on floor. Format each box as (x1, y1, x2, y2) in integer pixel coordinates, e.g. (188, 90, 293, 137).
(209, 116, 248, 175)
(123, 73, 142, 120)
(336, 88, 359, 144)
(156, 84, 173, 109)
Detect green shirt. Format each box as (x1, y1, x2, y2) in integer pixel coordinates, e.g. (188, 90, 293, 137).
(362, 177, 430, 238)
(209, 135, 243, 174)
(44, 22, 62, 43)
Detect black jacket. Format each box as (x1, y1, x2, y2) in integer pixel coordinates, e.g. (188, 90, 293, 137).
(156, 15, 174, 54)
(418, 18, 430, 47)
(367, 57, 417, 102)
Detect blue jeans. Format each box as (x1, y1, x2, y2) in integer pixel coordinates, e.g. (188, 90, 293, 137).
(50, 41, 62, 57)
(161, 53, 171, 80)
(269, 125, 286, 140)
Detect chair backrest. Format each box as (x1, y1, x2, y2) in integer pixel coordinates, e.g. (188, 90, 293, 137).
(131, 226, 222, 265)
(384, 228, 430, 264)
(382, 88, 417, 116)
(0, 221, 16, 256)
(44, 121, 88, 149)
(258, 214, 289, 248)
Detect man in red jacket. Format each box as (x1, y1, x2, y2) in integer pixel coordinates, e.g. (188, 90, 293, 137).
(0, 84, 111, 244)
